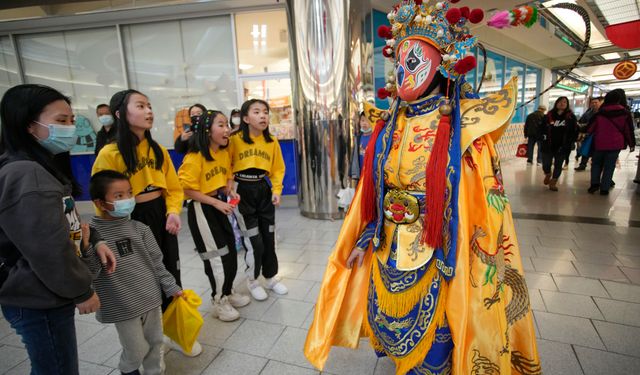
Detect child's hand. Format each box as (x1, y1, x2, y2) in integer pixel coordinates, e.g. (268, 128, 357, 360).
(173, 290, 184, 299)
(213, 200, 234, 215)
(81, 223, 90, 251)
(166, 213, 181, 235)
(272, 194, 281, 207)
(96, 243, 117, 274)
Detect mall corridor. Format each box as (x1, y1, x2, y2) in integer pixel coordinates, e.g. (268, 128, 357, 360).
(0, 153, 638, 375)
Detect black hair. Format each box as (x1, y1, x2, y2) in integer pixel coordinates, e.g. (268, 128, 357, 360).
(110, 89, 164, 174)
(604, 89, 627, 107)
(96, 103, 109, 113)
(239, 99, 273, 144)
(188, 110, 227, 161)
(229, 108, 241, 127)
(89, 169, 130, 201)
(551, 96, 572, 115)
(189, 103, 207, 117)
(0, 84, 81, 197)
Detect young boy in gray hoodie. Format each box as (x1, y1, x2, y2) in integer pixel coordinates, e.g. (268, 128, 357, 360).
(83, 170, 183, 375)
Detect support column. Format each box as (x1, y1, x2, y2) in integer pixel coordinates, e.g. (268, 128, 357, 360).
(286, 0, 373, 219)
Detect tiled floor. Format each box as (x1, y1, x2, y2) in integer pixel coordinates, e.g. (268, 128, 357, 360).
(1, 151, 639, 374)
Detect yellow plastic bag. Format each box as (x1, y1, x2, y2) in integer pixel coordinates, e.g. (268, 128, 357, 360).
(162, 290, 203, 353)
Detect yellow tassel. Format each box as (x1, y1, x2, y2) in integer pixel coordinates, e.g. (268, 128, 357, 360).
(372, 257, 439, 318)
(362, 274, 449, 375)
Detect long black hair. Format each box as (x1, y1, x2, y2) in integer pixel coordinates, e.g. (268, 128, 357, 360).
(110, 89, 164, 174)
(239, 99, 273, 144)
(188, 110, 227, 161)
(0, 84, 81, 196)
(551, 96, 572, 115)
(189, 103, 207, 117)
(603, 89, 628, 107)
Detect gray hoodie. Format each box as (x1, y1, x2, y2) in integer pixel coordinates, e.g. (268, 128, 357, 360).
(0, 158, 93, 309)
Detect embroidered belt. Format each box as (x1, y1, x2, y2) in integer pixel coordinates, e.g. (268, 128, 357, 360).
(383, 190, 424, 225)
(234, 173, 266, 182)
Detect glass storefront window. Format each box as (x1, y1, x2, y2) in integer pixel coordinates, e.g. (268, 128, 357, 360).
(506, 58, 525, 122)
(235, 10, 290, 75)
(242, 77, 295, 140)
(477, 50, 504, 97)
(18, 27, 126, 153)
(0, 36, 20, 99)
(122, 15, 237, 146)
(524, 66, 541, 118)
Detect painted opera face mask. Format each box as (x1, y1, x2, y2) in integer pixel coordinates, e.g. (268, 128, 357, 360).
(395, 39, 442, 102)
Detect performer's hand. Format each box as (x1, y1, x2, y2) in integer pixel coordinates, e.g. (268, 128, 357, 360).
(346, 248, 365, 269)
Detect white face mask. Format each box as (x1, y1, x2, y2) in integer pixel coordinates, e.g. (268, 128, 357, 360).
(98, 114, 114, 126)
(231, 117, 241, 126)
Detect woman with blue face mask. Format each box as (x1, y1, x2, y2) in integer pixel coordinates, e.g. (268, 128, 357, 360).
(0, 84, 116, 375)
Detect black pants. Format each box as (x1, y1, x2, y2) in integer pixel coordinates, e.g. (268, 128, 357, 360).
(542, 149, 567, 179)
(234, 179, 278, 280)
(187, 200, 238, 298)
(132, 196, 181, 311)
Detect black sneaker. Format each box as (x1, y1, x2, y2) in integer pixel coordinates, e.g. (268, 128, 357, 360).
(600, 190, 609, 196)
(588, 185, 600, 194)
(574, 166, 586, 171)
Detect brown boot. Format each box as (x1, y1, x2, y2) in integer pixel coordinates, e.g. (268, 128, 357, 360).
(544, 173, 551, 185)
(549, 178, 558, 191)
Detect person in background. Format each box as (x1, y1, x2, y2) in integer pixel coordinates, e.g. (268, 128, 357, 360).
(349, 111, 373, 180)
(575, 97, 603, 171)
(87, 170, 183, 375)
(540, 96, 578, 191)
(229, 109, 241, 133)
(95, 103, 116, 156)
(587, 89, 636, 195)
(174, 103, 206, 154)
(524, 105, 546, 165)
(0, 84, 115, 374)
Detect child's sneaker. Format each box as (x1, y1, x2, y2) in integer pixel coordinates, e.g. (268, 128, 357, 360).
(266, 277, 288, 295)
(247, 279, 268, 301)
(211, 296, 240, 322)
(163, 336, 203, 357)
(227, 291, 250, 308)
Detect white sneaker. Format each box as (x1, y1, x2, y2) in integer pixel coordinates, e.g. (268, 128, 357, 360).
(163, 336, 203, 357)
(266, 277, 288, 295)
(247, 279, 268, 301)
(211, 296, 240, 322)
(227, 291, 251, 308)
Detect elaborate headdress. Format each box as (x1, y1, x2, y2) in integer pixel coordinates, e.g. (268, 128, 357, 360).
(377, 0, 484, 99)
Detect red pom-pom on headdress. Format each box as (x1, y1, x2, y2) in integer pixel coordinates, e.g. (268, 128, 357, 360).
(377, 25, 391, 39)
(469, 8, 484, 24)
(454, 55, 477, 74)
(445, 8, 462, 25)
(460, 6, 470, 19)
(377, 88, 390, 99)
(382, 47, 393, 58)
(449, 0, 461, 3)
(415, 0, 423, 5)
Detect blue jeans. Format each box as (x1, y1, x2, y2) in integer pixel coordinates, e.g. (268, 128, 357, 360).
(1, 304, 79, 375)
(591, 150, 620, 191)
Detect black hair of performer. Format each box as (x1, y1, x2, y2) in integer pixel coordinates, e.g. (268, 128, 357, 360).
(228, 99, 287, 301)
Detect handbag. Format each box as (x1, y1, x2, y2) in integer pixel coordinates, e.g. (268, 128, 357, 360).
(516, 143, 528, 158)
(578, 134, 593, 157)
(162, 290, 204, 353)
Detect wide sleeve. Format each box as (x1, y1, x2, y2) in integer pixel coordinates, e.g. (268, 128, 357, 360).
(140, 223, 181, 297)
(269, 140, 286, 195)
(178, 153, 201, 192)
(161, 147, 184, 215)
(0, 169, 93, 304)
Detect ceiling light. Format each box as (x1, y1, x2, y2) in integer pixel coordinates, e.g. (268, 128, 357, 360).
(601, 52, 621, 60)
(239, 64, 254, 70)
(593, 0, 640, 26)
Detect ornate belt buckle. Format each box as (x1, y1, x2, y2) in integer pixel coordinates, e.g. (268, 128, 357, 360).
(383, 190, 420, 224)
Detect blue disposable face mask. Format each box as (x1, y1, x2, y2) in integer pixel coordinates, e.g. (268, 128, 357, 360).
(98, 115, 114, 126)
(34, 121, 77, 155)
(105, 197, 136, 217)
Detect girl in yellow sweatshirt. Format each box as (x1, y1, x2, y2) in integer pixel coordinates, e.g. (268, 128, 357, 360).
(228, 99, 286, 301)
(178, 110, 250, 322)
(91, 90, 186, 312)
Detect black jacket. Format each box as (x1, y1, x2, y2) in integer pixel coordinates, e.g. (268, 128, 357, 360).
(524, 111, 544, 139)
(540, 110, 578, 153)
(95, 126, 116, 156)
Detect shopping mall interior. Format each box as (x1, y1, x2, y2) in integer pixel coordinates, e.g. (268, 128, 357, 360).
(0, 0, 638, 374)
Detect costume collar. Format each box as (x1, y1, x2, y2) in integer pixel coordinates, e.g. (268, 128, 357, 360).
(405, 94, 445, 118)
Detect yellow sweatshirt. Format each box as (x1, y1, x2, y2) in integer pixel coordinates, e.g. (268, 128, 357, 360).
(178, 148, 233, 195)
(92, 138, 184, 215)
(228, 132, 286, 195)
